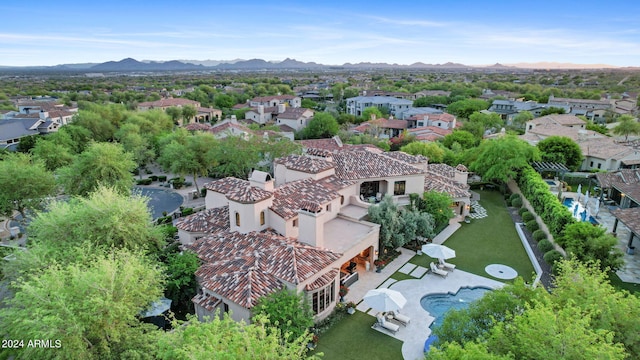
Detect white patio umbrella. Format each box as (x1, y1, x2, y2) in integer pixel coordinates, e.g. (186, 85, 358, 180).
(594, 196, 600, 216)
(363, 288, 407, 312)
(421, 243, 456, 260)
(584, 190, 590, 207)
(576, 184, 582, 201)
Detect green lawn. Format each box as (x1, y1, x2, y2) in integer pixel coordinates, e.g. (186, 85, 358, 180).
(310, 311, 403, 360)
(410, 190, 536, 283)
(311, 190, 538, 359)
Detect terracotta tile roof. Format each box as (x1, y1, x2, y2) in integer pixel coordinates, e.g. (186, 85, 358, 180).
(610, 207, 640, 235)
(226, 185, 273, 204)
(274, 154, 335, 174)
(428, 163, 456, 178)
(298, 137, 346, 152)
(380, 118, 409, 129)
(276, 107, 312, 120)
(272, 178, 340, 220)
(529, 114, 586, 127)
(278, 124, 296, 132)
(192, 293, 221, 312)
(381, 151, 428, 165)
(408, 125, 452, 137)
(456, 164, 468, 172)
(315, 175, 356, 192)
(189, 230, 341, 308)
(138, 98, 200, 108)
(175, 207, 230, 233)
(612, 182, 640, 205)
(184, 123, 212, 131)
(424, 174, 470, 199)
(205, 177, 249, 194)
(332, 150, 423, 180)
(596, 169, 640, 188)
(305, 268, 339, 291)
(209, 121, 251, 135)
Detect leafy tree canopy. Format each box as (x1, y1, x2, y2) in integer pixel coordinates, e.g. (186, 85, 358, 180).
(400, 142, 445, 163)
(442, 130, 478, 150)
(301, 112, 339, 139)
(611, 114, 640, 141)
(537, 136, 583, 171)
(470, 136, 540, 183)
(252, 288, 314, 343)
(446, 99, 490, 119)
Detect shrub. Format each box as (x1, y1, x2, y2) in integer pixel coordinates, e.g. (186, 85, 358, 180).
(518, 207, 528, 216)
(158, 175, 167, 182)
(511, 197, 523, 208)
(156, 215, 173, 225)
(509, 193, 521, 202)
(136, 178, 153, 185)
(522, 212, 535, 222)
(150, 175, 158, 181)
(200, 188, 207, 198)
(533, 229, 546, 242)
(538, 239, 554, 253)
(543, 249, 564, 265)
(181, 207, 194, 216)
(525, 220, 539, 232)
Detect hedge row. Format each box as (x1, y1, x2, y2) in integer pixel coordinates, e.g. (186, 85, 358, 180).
(516, 166, 576, 238)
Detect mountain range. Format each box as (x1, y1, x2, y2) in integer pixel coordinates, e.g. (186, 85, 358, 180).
(0, 57, 622, 72)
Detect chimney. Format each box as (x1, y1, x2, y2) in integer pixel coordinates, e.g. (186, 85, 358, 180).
(277, 103, 286, 114)
(371, 113, 376, 121)
(258, 105, 264, 115)
(297, 204, 325, 248)
(249, 170, 274, 192)
(454, 164, 468, 185)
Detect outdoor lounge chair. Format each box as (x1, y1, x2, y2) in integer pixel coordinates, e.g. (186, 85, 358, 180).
(430, 262, 448, 277)
(438, 258, 456, 271)
(376, 313, 400, 334)
(388, 311, 410, 326)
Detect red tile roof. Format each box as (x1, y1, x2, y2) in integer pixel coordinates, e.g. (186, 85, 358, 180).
(332, 150, 423, 180)
(226, 185, 273, 204)
(175, 207, 230, 233)
(381, 151, 428, 165)
(184, 123, 212, 131)
(138, 98, 200, 108)
(192, 293, 221, 312)
(271, 178, 340, 220)
(305, 268, 339, 291)
(205, 177, 249, 194)
(189, 230, 341, 308)
(274, 155, 335, 174)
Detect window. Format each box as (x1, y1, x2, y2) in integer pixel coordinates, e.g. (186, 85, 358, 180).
(311, 281, 335, 315)
(597, 163, 602, 169)
(590, 161, 594, 167)
(340, 195, 345, 205)
(260, 211, 265, 225)
(293, 219, 298, 227)
(394, 181, 406, 195)
(326, 204, 331, 212)
(235, 212, 240, 226)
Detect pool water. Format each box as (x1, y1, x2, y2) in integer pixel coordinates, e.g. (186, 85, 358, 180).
(562, 198, 598, 225)
(420, 287, 491, 329)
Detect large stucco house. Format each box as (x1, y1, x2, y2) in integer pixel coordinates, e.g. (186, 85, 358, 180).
(176, 141, 470, 324)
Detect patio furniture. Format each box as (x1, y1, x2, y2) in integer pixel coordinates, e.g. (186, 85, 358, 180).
(430, 262, 448, 277)
(438, 258, 456, 271)
(375, 313, 400, 334)
(388, 311, 410, 326)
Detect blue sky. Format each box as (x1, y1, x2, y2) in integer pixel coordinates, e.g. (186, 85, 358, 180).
(2, 0, 640, 67)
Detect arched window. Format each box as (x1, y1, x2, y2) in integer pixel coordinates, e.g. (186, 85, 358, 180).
(235, 212, 240, 226)
(260, 211, 265, 225)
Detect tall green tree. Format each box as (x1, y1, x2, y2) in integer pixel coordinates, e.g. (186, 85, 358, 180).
(611, 114, 640, 141)
(442, 130, 478, 150)
(422, 190, 455, 230)
(0, 249, 165, 360)
(31, 138, 75, 171)
(468, 111, 504, 132)
(165, 106, 182, 125)
(400, 141, 445, 163)
(58, 142, 136, 196)
(301, 112, 339, 139)
(446, 99, 490, 119)
(360, 106, 383, 122)
(511, 110, 533, 129)
(72, 110, 117, 142)
(252, 288, 314, 343)
(557, 222, 624, 272)
(163, 249, 200, 315)
(537, 136, 583, 171)
(158, 132, 218, 193)
(156, 314, 312, 360)
(470, 136, 540, 183)
(0, 153, 56, 222)
(181, 105, 197, 124)
(115, 123, 156, 178)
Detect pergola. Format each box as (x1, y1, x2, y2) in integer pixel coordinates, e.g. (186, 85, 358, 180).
(531, 161, 570, 175)
(611, 207, 640, 252)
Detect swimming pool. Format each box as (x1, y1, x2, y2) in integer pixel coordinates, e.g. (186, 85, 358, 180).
(420, 287, 491, 329)
(134, 187, 184, 219)
(562, 198, 598, 225)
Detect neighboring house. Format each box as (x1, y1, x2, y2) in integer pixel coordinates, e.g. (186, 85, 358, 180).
(208, 117, 253, 139)
(196, 107, 222, 123)
(363, 90, 413, 100)
(399, 107, 444, 120)
(0, 101, 78, 150)
(137, 98, 203, 125)
(351, 116, 408, 139)
(407, 113, 456, 130)
(248, 95, 301, 108)
(488, 99, 570, 123)
(275, 107, 314, 131)
(346, 96, 413, 118)
(595, 169, 640, 208)
(521, 114, 640, 171)
(177, 146, 470, 324)
(547, 94, 612, 121)
(412, 90, 451, 100)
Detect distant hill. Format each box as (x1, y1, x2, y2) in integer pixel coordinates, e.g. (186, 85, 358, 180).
(90, 58, 205, 71)
(0, 57, 623, 72)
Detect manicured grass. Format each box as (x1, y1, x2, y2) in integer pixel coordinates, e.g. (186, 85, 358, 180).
(311, 310, 403, 360)
(411, 190, 536, 283)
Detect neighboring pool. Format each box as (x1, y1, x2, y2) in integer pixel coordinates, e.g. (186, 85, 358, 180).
(420, 287, 491, 329)
(562, 198, 598, 225)
(544, 180, 556, 185)
(134, 187, 184, 219)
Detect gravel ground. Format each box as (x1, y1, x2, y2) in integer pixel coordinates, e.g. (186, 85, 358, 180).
(507, 207, 555, 290)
